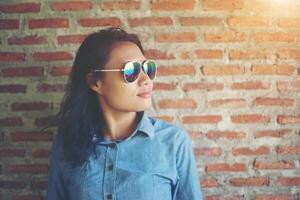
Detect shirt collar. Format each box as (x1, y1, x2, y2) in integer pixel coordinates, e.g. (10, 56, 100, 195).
(134, 111, 154, 139)
(95, 111, 154, 144)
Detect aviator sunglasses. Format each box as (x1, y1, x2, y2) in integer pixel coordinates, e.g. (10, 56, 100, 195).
(90, 59, 157, 83)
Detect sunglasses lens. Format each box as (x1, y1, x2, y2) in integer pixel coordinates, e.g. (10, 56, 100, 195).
(143, 60, 156, 80)
(124, 61, 141, 83)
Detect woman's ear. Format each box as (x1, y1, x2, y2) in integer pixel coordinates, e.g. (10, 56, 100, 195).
(86, 73, 103, 95)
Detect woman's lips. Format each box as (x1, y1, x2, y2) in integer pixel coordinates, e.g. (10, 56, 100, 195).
(137, 92, 152, 98)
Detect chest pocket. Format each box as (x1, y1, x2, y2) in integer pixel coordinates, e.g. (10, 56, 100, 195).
(152, 172, 173, 200)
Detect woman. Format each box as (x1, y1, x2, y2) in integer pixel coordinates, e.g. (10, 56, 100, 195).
(46, 26, 203, 200)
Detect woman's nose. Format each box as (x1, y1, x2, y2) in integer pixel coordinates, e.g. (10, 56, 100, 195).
(137, 69, 150, 85)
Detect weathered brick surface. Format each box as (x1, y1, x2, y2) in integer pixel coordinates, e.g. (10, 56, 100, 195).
(0, 0, 299, 199)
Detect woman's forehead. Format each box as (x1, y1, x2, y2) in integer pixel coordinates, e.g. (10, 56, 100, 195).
(106, 42, 145, 67)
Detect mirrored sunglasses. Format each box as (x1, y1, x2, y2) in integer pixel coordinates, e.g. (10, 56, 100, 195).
(90, 59, 157, 83)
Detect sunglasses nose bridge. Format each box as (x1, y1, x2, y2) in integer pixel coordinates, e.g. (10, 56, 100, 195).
(136, 62, 150, 82)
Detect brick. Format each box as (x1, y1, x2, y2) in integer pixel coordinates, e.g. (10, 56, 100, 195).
(231, 114, 270, 123)
(277, 81, 300, 92)
(251, 64, 294, 75)
(278, 17, 300, 28)
(129, 17, 173, 27)
(278, 115, 300, 124)
(152, 0, 194, 11)
(195, 49, 223, 59)
(254, 32, 296, 43)
(0, 149, 25, 157)
(158, 99, 197, 109)
(277, 146, 300, 155)
(0, 52, 25, 62)
(8, 35, 47, 45)
(205, 195, 220, 200)
(79, 17, 121, 27)
(154, 116, 174, 122)
(179, 17, 221, 26)
(153, 82, 177, 90)
(32, 149, 50, 158)
(250, 0, 294, 12)
(277, 49, 300, 60)
(0, 19, 19, 29)
(229, 49, 270, 60)
(201, 65, 244, 75)
(11, 131, 52, 142)
(36, 83, 67, 93)
(6, 164, 48, 174)
(194, 147, 222, 157)
(228, 16, 270, 27)
(254, 160, 295, 169)
(0, 3, 40, 13)
(155, 32, 196, 42)
(201, 178, 219, 188)
(182, 115, 222, 124)
(50, 1, 92, 11)
(157, 65, 195, 76)
(254, 97, 293, 106)
(232, 146, 270, 156)
(0, 84, 26, 93)
(0, 117, 23, 127)
(34, 116, 55, 127)
(255, 194, 291, 200)
(229, 177, 269, 186)
(30, 180, 47, 190)
(29, 18, 69, 29)
(57, 34, 87, 45)
(0, 132, 4, 141)
(49, 66, 72, 76)
(277, 177, 300, 186)
(183, 82, 224, 91)
(101, 0, 140, 10)
(207, 131, 245, 140)
(180, 51, 193, 60)
(0, 180, 26, 189)
(180, 51, 194, 60)
(231, 81, 268, 90)
(206, 163, 246, 172)
(33, 52, 72, 61)
(144, 49, 175, 60)
(13, 194, 44, 200)
(209, 98, 246, 107)
(202, 0, 244, 10)
(255, 129, 291, 138)
(204, 32, 246, 42)
(2, 67, 44, 77)
(11, 101, 51, 111)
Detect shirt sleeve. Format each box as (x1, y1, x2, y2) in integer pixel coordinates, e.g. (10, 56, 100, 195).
(174, 130, 203, 200)
(46, 134, 69, 200)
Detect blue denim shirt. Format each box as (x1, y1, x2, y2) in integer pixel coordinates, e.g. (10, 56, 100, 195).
(47, 111, 203, 200)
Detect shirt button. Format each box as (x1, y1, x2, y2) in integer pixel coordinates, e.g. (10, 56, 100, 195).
(109, 143, 116, 148)
(107, 194, 113, 200)
(108, 164, 114, 171)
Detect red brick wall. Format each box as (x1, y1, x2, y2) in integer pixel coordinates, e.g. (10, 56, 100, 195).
(0, 0, 300, 199)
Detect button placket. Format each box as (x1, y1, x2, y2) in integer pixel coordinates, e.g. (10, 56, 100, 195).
(103, 142, 118, 200)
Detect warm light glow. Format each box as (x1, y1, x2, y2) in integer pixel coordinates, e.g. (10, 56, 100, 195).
(273, 0, 294, 5)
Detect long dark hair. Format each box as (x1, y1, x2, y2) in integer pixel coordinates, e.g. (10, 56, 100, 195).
(42, 26, 144, 167)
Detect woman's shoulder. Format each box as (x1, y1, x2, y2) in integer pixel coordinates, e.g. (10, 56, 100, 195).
(148, 115, 190, 142)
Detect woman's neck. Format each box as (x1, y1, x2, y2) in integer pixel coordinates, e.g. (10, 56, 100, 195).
(101, 109, 140, 141)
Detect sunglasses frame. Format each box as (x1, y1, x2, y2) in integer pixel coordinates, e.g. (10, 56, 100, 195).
(90, 59, 156, 83)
